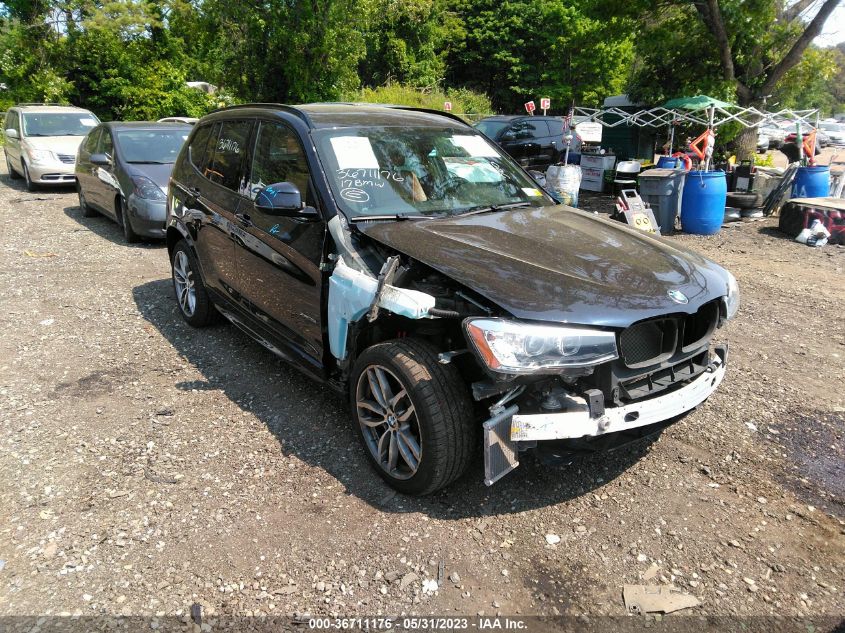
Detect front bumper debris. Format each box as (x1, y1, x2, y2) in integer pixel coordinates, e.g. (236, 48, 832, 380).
(482, 345, 728, 485)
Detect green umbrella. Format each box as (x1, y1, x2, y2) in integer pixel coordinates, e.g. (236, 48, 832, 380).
(663, 95, 733, 111)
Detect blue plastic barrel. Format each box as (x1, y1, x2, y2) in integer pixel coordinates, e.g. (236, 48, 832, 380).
(657, 156, 679, 169)
(791, 166, 830, 199)
(681, 170, 727, 235)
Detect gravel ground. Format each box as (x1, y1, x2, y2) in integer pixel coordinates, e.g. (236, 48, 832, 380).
(0, 163, 843, 627)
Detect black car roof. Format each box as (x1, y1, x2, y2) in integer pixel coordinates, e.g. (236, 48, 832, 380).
(206, 102, 470, 131)
(477, 115, 562, 122)
(103, 121, 193, 131)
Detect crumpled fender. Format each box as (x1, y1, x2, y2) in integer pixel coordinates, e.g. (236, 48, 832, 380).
(327, 257, 436, 360)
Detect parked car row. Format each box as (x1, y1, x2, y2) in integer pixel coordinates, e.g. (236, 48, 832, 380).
(2, 102, 740, 495)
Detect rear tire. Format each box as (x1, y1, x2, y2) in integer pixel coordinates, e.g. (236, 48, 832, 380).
(117, 197, 140, 243)
(171, 240, 218, 327)
(350, 338, 476, 495)
(5, 153, 21, 180)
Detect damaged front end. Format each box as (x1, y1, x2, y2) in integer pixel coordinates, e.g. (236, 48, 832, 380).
(326, 215, 729, 488)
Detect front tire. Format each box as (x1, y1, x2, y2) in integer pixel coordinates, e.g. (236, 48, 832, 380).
(171, 240, 217, 327)
(117, 197, 140, 243)
(78, 186, 97, 218)
(22, 162, 36, 191)
(350, 339, 476, 495)
(5, 153, 21, 180)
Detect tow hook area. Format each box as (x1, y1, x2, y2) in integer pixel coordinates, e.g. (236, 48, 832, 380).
(481, 345, 729, 486)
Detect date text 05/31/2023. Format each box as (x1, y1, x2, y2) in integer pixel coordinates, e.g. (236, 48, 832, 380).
(307, 617, 529, 630)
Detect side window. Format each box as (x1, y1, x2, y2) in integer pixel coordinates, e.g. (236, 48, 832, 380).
(547, 119, 564, 137)
(82, 128, 101, 155)
(531, 121, 551, 137)
(188, 123, 214, 172)
(7, 110, 20, 133)
(247, 121, 311, 203)
(207, 120, 252, 193)
(510, 120, 546, 139)
(98, 130, 114, 157)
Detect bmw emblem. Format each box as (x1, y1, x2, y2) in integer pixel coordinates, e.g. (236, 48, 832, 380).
(668, 289, 689, 304)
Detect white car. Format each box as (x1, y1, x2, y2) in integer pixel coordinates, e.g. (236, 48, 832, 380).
(4, 104, 100, 191)
(819, 121, 845, 146)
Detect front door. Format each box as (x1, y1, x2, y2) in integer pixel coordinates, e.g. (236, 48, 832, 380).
(5, 110, 23, 170)
(76, 126, 102, 205)
(92, 129, 120, 216)
(232, 120, 325, 371)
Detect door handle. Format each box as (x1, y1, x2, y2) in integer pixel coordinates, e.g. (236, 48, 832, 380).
(235, 212, 253, 227)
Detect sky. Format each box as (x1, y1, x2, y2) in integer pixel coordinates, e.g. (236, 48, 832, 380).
(814, 4, 845, 46)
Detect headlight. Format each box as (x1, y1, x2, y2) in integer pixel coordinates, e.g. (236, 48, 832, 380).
(131, 175, 166, 201)
(725, 270, 740, 320)
(27, 148, 54, 164)
(464, 318, 618, 374)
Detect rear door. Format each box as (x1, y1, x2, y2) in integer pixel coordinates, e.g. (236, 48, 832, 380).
(231, 119, 325, 372)
(185, 119, 253, 304)
(546, 118, 564, 165)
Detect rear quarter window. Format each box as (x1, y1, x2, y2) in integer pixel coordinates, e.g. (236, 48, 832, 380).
(188, 123, 214, 172)
(206, 120, 253, 192)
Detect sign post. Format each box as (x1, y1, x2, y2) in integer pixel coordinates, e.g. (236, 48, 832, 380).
(444, 101, 452, 112)
(540, 97, 550, 115)
(524, 101, 536, 116)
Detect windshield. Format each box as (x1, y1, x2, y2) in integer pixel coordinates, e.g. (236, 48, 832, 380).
(312, 126, 551, 219)
(474, 120, 510, 139)
(22, 112, 98, 137)
(116, 128, 190, 163)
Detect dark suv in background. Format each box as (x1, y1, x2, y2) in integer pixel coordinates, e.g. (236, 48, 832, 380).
(166, 103, 737, 495)
(475, 115, 581, 168)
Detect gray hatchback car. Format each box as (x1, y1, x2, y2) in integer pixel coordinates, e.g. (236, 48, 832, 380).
(76, 121, 191, 242)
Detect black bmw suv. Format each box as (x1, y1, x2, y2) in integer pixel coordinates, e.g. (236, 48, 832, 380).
(166, 103, 737, 495)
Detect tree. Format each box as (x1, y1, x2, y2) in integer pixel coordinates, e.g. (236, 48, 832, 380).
(627, 0, 843, 157)
(445, 0, 634, 112)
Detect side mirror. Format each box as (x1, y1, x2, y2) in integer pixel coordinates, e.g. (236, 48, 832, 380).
(5, 128, 19, 139)
(254, 182, 319, 219)
(90, 153, 111, 166)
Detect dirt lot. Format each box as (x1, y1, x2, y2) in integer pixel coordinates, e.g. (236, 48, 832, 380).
(0, 162, 843, 628)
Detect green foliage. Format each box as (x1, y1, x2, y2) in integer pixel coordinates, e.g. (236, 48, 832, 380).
(344, 82, 492, 117)
(445, 0, 634, 112)
(0, 0, 840, 127)
(775, 46, 842, 115)
(360, 0, 458, 89)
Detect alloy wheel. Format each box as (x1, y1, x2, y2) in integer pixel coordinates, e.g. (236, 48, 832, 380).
(355, 364, 422, 480)
(172, 250, 197, 317)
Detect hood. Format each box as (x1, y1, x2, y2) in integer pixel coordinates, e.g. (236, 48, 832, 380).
(357, 205, 730, 328)
(24, 135, 85, 156)
(123, 162, 175, 190)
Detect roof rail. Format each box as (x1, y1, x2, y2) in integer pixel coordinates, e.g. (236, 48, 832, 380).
(15, 102, 67, 107)
(208, 103, 312, 126)
(380, 104, 468, 125)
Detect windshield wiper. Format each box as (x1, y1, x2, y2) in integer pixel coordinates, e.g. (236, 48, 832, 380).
(456, 201, 534, 217)
(127, 160, 172, 164)
(348, 214, 427, 222)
